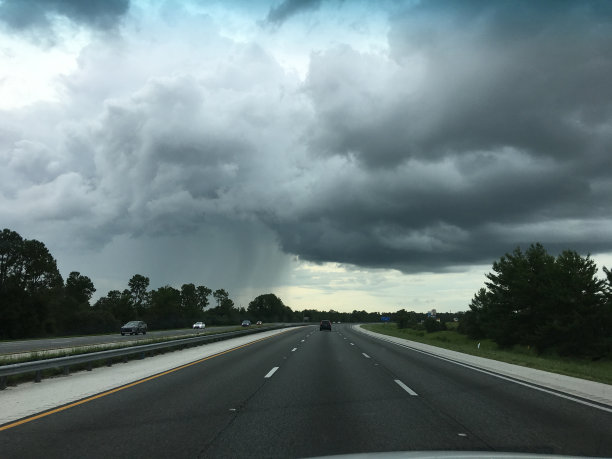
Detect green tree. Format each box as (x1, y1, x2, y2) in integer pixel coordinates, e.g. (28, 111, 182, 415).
(0, 230, 63, 338)
(204, 289, 239, 325)
(395, 309, 421, 329)
(213, 288, 229, 307)
(196, 285, 212, 311)
(148, 285, 182, 329)
(65, 271, 96, 305)
(602, 266, 612, 303)
(20, 239, 63, 292)
(247, 293, 289, 322)
(128, 274, 150, 316)
(181, 283, 200, 319)
(481, 244, 555, 346)
(0, 228, 24, 291)
(542, 251, 608, 356)
(463, 243, 611, 357)
(94, 289, 133, 324)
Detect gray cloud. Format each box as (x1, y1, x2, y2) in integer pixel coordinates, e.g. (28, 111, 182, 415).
(2, 0, 612, 291)
(0, 0, 129, 33)
(276, 0, 612, 270)
(265, 0, 322, 25)
(307, 1, 612, 167)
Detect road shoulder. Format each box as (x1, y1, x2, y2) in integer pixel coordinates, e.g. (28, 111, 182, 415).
(0, 328, 301, 427)
(354, 324, 612, 408)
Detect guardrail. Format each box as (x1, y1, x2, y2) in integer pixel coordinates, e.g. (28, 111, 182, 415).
(0, 324, 306, 389)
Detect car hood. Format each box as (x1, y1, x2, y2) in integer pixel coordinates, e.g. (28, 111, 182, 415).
(309, 453, 583, 459)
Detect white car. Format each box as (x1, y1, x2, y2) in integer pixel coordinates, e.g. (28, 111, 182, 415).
(192, 322, 205, 329)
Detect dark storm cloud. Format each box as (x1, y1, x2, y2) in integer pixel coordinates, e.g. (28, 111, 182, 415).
(3, 0, 612, 281)
(0, 0, 129, 32)
(273, 0, 612, 271)
(265, 0, 322, 25)
(308, 0, 612, 167)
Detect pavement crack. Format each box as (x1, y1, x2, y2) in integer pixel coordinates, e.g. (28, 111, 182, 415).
(196, 374, 274, 458)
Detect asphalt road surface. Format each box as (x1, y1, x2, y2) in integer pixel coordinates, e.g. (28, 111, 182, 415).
(0, 325, 268, 355)
(1, 324, 610, 458)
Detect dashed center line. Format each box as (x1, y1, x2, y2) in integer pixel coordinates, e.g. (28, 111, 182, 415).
(301, 340, 305, 342)
(350, 343, 354, 346)
(362, 353, 370, 358)
(265, 367, 279, 378)
(291, 347, 297, 352)
(394, 379, 418, 396)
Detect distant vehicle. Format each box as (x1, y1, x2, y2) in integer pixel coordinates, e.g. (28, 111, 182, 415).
(121, 321, 147, 336)
(320, 320, 332, 331)
(193, 321, 205, 329)
(241, 320, 251, 327)
(256, 320, 262, 325)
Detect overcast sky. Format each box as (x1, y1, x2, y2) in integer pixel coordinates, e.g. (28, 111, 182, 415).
(2, 0, 612, 313)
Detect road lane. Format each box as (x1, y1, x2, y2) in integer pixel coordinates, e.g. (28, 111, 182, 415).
(0, 326, 312, 458)
(0, 324, 283, 355)
(0, 323, 610, 458)
(339, 324, 612, 456)
(202, 325, 486, 458)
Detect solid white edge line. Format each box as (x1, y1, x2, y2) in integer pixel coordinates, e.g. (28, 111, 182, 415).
(362, 353, 370, 358)
(264, 367, 279, 378)
(395, 379, 418, 396)
(358, 327, 612, 414)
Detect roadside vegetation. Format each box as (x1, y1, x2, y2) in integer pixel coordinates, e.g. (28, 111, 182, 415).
(3, 228, 611, 385)
(363, 243, 612, 385)
(460, 243, 612, 360)
(363, 323, 612, 385)
(0, 228, 380, 340)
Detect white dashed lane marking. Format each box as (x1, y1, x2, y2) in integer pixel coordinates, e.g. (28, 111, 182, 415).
(265, 367, 279, 378)
(394, 379, 418, 396)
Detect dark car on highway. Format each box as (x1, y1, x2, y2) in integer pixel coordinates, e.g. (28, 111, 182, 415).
(121, 321, 147, 335)
(320, 320, 332, 331)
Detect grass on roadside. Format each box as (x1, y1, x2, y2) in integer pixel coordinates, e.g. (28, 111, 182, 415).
(362, 323, 612, 385)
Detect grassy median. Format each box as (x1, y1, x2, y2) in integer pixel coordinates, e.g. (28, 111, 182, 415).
(362, 323, 612, 385)
(0, 326, 248, 366)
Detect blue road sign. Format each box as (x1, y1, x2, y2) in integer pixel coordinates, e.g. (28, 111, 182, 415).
(381, 316, 391, 322)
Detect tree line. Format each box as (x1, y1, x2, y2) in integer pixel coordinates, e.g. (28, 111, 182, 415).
(0, 228, 386, 339)
(458, 243, 612, 358)
(12, 226, 606, 358)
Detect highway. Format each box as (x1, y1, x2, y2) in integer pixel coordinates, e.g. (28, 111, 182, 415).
(1, 324, 611, 458)
(0, 325, 259, 355)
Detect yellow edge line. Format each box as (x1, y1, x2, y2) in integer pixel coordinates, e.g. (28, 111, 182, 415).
(0, 329, 294, 432)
